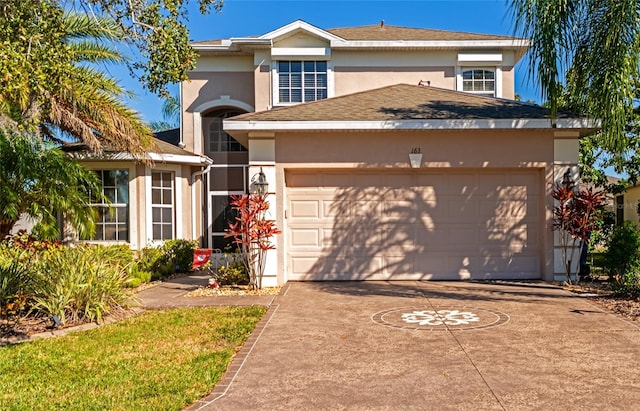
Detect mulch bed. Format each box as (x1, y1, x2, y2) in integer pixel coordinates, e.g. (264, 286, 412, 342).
(0, 307, 142, 345)
(186, 285, 282, 297)
(562, 280, 640, 322)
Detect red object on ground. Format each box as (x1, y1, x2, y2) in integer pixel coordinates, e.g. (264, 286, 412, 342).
(192, 248, 213, 270)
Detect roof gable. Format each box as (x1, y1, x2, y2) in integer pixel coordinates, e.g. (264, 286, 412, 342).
(258, 20, 345, 44)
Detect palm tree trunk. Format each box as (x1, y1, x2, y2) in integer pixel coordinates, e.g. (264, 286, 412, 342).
(0, 218, 17, 239)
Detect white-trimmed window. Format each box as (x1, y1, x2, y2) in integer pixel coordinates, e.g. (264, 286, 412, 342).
(461, 69, 496, 96)
(151, 171, 174, 240)
(90, 169, 129, 242)
(276, 60, 328, 104)
(204, 109, 247, 153)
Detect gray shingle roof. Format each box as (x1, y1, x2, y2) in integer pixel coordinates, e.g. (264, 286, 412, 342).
(326, 24, 522, 42)
(191, 23, 524, 47)
(62, 137, 195, 156)
(227, 84, 564, 122)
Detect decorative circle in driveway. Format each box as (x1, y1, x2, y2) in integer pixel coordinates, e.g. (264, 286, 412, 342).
(372, 305, 509, 331)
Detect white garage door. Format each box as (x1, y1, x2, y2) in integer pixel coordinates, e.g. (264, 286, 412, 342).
(285, 169, 541, 281)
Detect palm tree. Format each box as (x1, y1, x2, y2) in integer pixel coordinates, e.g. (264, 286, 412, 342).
(150, 94, 180, 132)
(510, 0, 640, 159)
(0, 7, 153, 238)
(0, 4, 153, 156)
(0, 131, 103, 239)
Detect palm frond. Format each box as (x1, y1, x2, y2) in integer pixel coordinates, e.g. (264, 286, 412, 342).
(62, 12, 123, 41)
(69, 41, 124, 64)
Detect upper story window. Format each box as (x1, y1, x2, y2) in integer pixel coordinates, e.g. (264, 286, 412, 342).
(277, 61, 328, 104)
(462, 69, 495, 97)
(204, 109, 247, 153)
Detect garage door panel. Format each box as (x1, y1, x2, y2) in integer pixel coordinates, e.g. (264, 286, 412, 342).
(415, 252, 451, 273)
(510, 172, 540, 194)
(322, 200, 346, 218)
(445, 199, 480, 221)
(286, 169, 542, 281)
(447, 226, 480, 246)
(384, 223, 416, 246)
(481, 199, 527, 219)
(289, 257, 317, 277)
(290, 228, 321, 247)
(417, 186, 438, 202)
(290, 200, 320, 219)
(477, 256, 539, 276)
(354, 200, 382, 218)
(383, 200, 414, 217)
(383, 255, 417, 277)
(443, 173, 477, 195)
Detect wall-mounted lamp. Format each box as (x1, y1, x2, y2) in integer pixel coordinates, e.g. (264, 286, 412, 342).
(252, 167, 269, 194)
(562, 168, 573, 185)
(409, 147, 423, 168)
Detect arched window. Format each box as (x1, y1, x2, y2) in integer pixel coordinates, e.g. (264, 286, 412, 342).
(203, 109, 247, 153)
(462, 69, 495, 96)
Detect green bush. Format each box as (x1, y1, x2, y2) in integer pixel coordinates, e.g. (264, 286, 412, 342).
(216, 261, 249, 286)
(80, 244, 154, 288)
(0, 261, 31, 317)
(125, 270, 152, 288)
(138, 246, 164, 279)
(162, 239, 197, 272)
(604, 221, 640, 296)
(31, 246, 130, 324)
(137, 240, 197, 279)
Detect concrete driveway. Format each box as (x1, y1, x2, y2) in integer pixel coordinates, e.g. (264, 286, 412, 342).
(186, 281, 640, 410)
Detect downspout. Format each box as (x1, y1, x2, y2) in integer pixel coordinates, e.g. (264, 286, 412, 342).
(192, 158, 213, 244)
(178, 82, 185, 148)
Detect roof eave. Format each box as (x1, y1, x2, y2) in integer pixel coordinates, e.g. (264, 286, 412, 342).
(192, 38, 272, 52)
(67, 151, 214, 165)
(224, 118, 596, 132)
(331, 39, 530, 49)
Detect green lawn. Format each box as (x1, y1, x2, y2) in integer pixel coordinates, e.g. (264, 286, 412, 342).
(0, 306, 266, 411)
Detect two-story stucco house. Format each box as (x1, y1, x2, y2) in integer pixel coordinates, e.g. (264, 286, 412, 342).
(72, 20, 593, 285)
(177, 20, 594, 285)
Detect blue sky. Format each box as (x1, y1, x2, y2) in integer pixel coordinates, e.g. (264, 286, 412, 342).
(115, 0, 539, 123)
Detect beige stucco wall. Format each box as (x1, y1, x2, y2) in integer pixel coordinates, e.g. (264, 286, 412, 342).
(275, 130, 553, 167)
(274, 32, 330, 48)
(623, 186, 640, 224)
(254, 51, 272, 112)
(182, 71, 255, 152)
(334, 67, 454, 95)
(184, 46, 521, 128)
(501, 67, 515, 100)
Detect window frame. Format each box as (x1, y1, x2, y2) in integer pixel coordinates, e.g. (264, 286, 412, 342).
(150, 170, 175, 241)
(456, 66, 502, 98)
(89, 169, 130, 243)
(272, 59, 333, 106)
(207, 164, 249, 250)
(145, 165, 183, 246)
(204, 109, 248, 154)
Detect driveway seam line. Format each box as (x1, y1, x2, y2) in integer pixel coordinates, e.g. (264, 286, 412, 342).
(193, 303, 280, 410)
(415, 281, 507, 411)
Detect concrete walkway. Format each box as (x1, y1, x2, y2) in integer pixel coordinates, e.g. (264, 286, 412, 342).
(141, 278, 640, 410)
